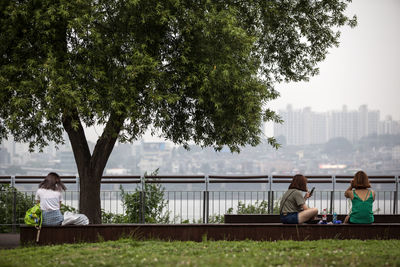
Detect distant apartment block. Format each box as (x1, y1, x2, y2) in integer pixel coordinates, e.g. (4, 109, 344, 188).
(274, 105, 399, 145)
(137, 141, 173, 174)
(379, 116, 400, 135)
(274, 105, 327, 145)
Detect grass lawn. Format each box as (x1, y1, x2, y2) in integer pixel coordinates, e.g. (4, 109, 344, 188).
(1, 239, 399, 266)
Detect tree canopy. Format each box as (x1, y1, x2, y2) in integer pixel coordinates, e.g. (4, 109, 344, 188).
(0, 0, 356, 223)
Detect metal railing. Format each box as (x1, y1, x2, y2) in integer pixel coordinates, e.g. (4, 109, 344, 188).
(0, 174, 399, 232)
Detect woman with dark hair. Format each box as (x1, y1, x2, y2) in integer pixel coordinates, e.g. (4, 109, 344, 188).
(35, 172, 66, 226)
(344, 171, 375, 224)
(279, 174, 318, 224)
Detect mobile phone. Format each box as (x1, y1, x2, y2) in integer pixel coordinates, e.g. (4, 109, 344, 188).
(309, 187, 315, 196)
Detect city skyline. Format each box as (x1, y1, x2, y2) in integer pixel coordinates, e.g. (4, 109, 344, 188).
(2, 104, 400, 176)
(273, 104, 398, 146)
(2, 103, 399, 151)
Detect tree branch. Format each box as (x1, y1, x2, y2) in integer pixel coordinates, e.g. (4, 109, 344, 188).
(91, 112, 125, 175)
(62, 111, 92, 174)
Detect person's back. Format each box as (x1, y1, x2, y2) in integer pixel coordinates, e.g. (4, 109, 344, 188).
(280, 174, 318, 224)
(344, 171, 375, 224)
(35, 172, 66, 226)
(36, 188, 63, 211)
(350, 188, 374, 224)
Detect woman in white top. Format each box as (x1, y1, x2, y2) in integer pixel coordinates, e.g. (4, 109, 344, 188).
(35, 172, 66, 226)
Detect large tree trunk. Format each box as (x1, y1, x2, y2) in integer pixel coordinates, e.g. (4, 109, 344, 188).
(78, 167, 102, 224)
(62, 111, 123, 224)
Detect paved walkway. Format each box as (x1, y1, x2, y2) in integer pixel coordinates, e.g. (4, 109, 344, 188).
(0, 234, 20, 249)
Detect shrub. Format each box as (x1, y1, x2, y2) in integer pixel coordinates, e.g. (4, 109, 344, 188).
(234, 200, 269, 214)
(0, 184, 35, 232)
(206, 200, 274, 224)
(120, 182, 170, 224)
(101, 209, 128, 224)
(101, 169, 171, 224)
(208, 214, 225, 224)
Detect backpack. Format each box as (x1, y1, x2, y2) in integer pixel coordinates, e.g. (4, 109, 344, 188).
(24, 204, 42, 228)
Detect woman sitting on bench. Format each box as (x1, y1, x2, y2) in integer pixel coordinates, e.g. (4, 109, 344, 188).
(344, 171, 375, 224)
(280, 174, 318, 224)
(35, 172, 66, 226)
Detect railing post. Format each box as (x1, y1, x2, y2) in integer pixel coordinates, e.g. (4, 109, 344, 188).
(75, 174, 80, 212)
(76, 175, 80, 212)
(268, 175, 272, 214)
(140, 175, 145, 224)
(271, 191, 275, 214)
(11, 176, 17, 233)
(141, 191, 146, 223)
(203, 175, 209, 224)
(394, 175, 398, 215)
(331, 175, 336, 214)
(202, 191, 206, 224)
(12, 189, 17, 233)
(206, 191, 209, 223)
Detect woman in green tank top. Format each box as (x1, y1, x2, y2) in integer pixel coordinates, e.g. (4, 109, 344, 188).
(344, 171, 375, 224)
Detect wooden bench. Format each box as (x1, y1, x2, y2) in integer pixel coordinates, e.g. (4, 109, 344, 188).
(224, 214, 400, 223)
(21, 222, 400, 245)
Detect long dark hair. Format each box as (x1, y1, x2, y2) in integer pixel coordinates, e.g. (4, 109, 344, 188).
(39, 172, 66, 191)
(288, 174, 308, 192)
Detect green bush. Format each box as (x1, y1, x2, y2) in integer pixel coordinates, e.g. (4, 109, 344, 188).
(101, 170, 171, 224)
(0, 185, 82, 232)
(225, 199, 280, 215)
(206, 200, 275, 224)
(101, 209, 128, 224)
(0, 184, 35, 233)
(120, 182, 170, 224)
(233, 200, 269, 214)
(208, 214, 225, 224)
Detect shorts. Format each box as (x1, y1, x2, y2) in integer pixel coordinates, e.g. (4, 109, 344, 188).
(42, 209, 63, 226)
(280, 212, 299, 224)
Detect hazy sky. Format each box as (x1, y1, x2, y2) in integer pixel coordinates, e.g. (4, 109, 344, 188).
(86, 0, 400, 142)
(270, 0, 400, 120)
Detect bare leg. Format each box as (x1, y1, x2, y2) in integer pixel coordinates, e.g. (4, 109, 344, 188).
(344, 215, 350, 224)
(298, 208, 318, 223)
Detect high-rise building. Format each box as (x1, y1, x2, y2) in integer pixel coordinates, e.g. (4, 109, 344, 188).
(274, 105, 327, 145)
(367, 110, 380, 136)
(274, 105, 385, 145)
(379, 116, 400, 135)
(311, 112, 328, 144)
(328, 106, 360, 142)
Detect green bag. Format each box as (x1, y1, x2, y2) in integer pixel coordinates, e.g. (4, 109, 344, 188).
(24, 204, 42, 228)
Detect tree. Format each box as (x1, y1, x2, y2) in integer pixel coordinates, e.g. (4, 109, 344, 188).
(0, 0, 356, 223)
